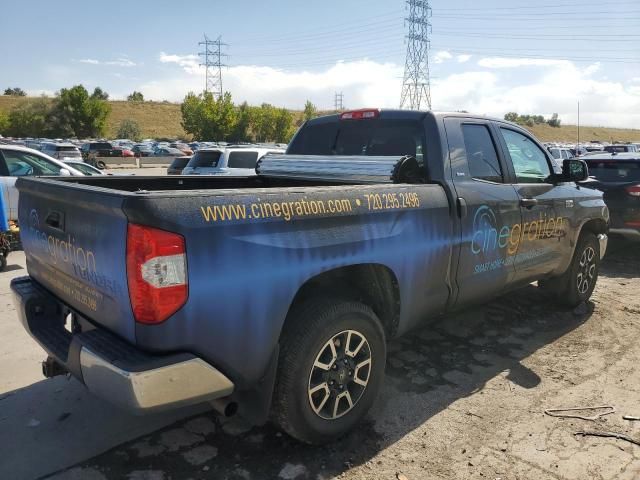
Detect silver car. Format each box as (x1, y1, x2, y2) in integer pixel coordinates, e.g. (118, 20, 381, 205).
(182, 147, 284, 176)
(40, 142, 83, 161)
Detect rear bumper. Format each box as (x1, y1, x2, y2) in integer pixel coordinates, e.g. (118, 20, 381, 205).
(11, 276, 234, 413)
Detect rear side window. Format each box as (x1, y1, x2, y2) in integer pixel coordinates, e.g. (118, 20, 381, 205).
(227, 151, 259, 169)
(170, 157, 190, 169)
(462, 124, 503, 183)
(188, 151, 221, 168)
(288, 119, 425, 162)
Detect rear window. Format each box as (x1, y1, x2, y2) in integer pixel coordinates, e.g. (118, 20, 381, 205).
(91, 142, 112, 149)
(288, 118, 425, 162)
(187, 151, 222, 168)
(56, 146, 78, 152)
(604, 146, 629, 153)
(227, 151, 259, 169)
(586, 160, 640, 182)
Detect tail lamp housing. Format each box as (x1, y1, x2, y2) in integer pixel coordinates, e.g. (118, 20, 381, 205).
(126, 224, 188, 324)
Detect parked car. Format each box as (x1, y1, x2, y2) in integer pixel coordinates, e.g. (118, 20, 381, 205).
(582, 152, 640, 239)
(548, 147, 574, 161)
(122, 149, 135, 158)
(167, 156, 191, 175)
(182, 147, 284, 176)
(604, 144, 639, 154)
(132, 145, 154, 157)
(170, 143, 193, 155)
(40, 142, 83, 161)
(80, 141, 124, 160)
(0, 145, 84, 221)
(154, 147, 186, 157)
(62, 161, 107, 176)
(12, 110, 608, 444)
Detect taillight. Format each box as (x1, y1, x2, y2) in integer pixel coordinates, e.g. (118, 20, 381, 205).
(126, 224, 188, 324)
(340, 109, 380, 120)
(626, 185, 640, 197)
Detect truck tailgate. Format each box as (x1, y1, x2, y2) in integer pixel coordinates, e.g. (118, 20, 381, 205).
(17, 178, 136, 342)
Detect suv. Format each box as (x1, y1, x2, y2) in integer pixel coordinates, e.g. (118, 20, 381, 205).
(80, 141, 123, 159)
(182, 147, 284, 176)
(40, 142, 82, 161)
(604, 144, 639, 154)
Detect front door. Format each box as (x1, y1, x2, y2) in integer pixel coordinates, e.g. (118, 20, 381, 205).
(445, 118, 522, 306)
(496, 126, 569, 283)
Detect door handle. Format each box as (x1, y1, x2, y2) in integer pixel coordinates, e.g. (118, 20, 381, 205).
(520, 198, 538, 209)
(45, 211, 64, 231)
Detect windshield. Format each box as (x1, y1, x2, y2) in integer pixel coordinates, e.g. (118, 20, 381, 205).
(187, 151, 222, 168)
(288, 119, 425, 162)
(586, 160, 640, 182)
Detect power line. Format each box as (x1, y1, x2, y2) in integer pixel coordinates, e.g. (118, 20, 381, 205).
(199, 34, 228, 98)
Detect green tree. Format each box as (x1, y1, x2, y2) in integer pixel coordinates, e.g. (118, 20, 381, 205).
(91, 87, 109, 100)
(504, 112, 519, 122)
(4, 87, 26, 96)
(229, 101, 253, 142)
(116, 119, 142, 141)
(6, 99, 50, 137)
(0, 111, 9, 135)
(303, 100, 317, 122)
(253, 103, 277, 142)
(547, 113, 561, 128)
(180, 91, 237, 141)
(48, 85, 111, 138)
(273, 108, 296, 143)
(127, 91, 144, 102)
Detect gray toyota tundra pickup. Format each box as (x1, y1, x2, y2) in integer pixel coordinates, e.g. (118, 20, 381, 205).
(11, 110, 609, 444)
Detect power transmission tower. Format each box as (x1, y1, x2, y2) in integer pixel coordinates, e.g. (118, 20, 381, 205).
(199, 35, 228, 99)
(400, 0, 432, 110)
(334, 92, 344, 112)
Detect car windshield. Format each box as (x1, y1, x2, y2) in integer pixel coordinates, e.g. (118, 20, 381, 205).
(187, 151, 222, 168)
(586, 160, 640, 182)
(287, 118, 425, 163)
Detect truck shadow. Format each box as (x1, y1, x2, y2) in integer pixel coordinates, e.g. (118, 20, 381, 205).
(599, 235, 640, 279)
(51, 285, 596, 480)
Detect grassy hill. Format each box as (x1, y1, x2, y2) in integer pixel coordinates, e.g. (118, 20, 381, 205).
(1, 96, 639, 143)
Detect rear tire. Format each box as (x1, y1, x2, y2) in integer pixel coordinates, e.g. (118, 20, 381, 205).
(272, 298, 386, 444)
(96, 161, 106, 170)
(542, 232, 600, 308)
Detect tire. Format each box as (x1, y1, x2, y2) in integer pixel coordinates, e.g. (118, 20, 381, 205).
(546, 232, 600, 308)
(272, 297, 386, 444)
(96, 161, 106, 170)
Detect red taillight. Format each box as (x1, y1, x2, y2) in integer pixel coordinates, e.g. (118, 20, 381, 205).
(340, 109, 380, 120)
(126, 224, 188, 324)
(625, 185, 640, 197)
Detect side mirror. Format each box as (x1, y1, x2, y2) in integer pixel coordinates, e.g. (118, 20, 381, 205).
(562, 159, 588, 182)
(59, 168, 71, 177)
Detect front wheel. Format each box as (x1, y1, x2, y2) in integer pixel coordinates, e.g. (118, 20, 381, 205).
(542, 232, 600, 308)
(272, 298, 386, 444)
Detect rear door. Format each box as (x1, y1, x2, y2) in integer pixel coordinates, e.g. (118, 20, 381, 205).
(444, 118, 522, 306)
(495, 126, 569, 282)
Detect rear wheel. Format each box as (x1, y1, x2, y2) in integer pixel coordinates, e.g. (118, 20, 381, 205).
(96, 160, 106, 170)
(541, 232, 600, 308)
(272, 298, 386, 444)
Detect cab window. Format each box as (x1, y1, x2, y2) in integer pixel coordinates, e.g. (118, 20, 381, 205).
(500, 128, 552, 183)
(462, 124, 503, 183)
(0, 150, 62, 176)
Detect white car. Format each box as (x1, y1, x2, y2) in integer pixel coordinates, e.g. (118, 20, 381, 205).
(181, 146, 285, 176)
(0, 145, 84, 221)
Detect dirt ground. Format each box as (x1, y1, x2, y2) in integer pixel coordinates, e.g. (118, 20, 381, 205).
(3, 237, 639, 480)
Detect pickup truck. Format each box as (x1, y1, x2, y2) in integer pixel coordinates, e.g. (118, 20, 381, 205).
(12, 110, 609, 444)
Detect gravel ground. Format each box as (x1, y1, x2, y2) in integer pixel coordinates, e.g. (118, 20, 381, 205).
(2, 237, 639, 480)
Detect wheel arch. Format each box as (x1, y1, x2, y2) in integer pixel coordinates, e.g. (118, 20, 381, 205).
(282, 263, 401, 340)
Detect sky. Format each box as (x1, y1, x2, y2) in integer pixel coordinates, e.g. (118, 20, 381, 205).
(1, 0, 639, 128)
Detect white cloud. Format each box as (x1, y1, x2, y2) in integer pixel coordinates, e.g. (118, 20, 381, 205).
(77, 58, 136, 67)
(140, 54, 640, 128)
(433, 50, 453, 64)
(159, 53, 201, 75)
(456, 54, 472, 63)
